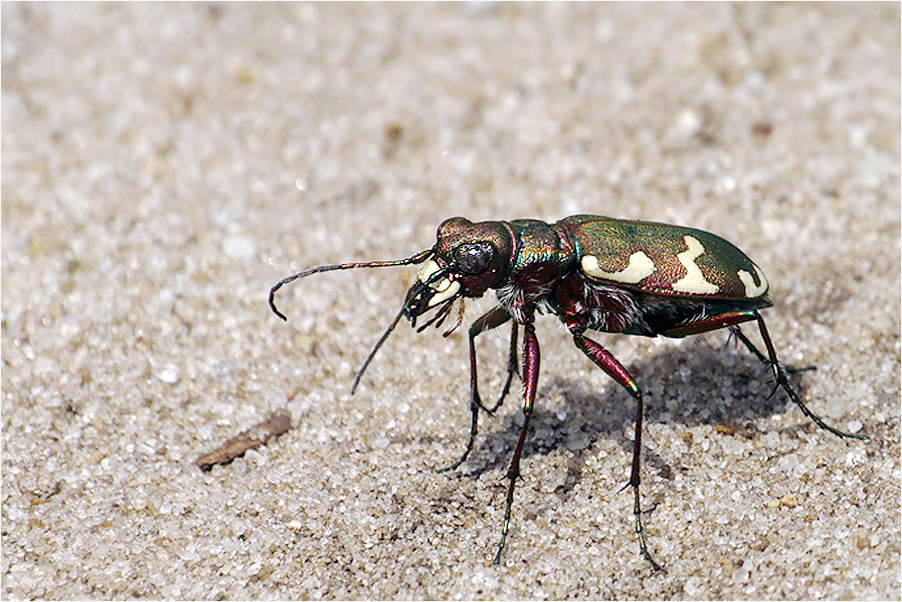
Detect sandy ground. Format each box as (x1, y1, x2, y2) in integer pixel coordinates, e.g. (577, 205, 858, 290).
(2, 3, 899, 600)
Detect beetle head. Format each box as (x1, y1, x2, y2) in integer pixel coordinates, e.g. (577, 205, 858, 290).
(403, 217, 513, 323)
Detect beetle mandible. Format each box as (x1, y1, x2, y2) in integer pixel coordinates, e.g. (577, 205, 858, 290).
(269, 215, 866, 569)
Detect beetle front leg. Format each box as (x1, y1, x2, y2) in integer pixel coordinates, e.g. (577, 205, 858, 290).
(737, 312, 867, 441)
(572, 332, 663, 572)
(493, 319, 539, 565)
(486, 320, 519, 413)
(438, 306, 514, 474)
(469, 307, 519, 414)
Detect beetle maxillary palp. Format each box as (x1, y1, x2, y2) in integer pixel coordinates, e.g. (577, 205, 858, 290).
(442, 298, 466, 338)
(414, 297, 456, 333)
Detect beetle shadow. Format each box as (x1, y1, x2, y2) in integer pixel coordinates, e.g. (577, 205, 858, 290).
(449, 336, 817, 499)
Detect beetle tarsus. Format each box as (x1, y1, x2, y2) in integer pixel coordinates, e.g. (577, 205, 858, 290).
(633, 486, 664, 573)
(746, 312, 868, 441)
(436, 397, 479, 473)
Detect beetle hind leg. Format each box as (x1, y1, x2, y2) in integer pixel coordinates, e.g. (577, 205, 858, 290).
(729, 325, 815, 375)
(741, 312, 866, 441)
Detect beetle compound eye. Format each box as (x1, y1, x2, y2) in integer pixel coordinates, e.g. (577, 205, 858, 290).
(454, 241, 496, 274)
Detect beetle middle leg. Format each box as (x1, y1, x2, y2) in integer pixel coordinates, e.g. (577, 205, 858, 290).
(437, 306, 518, 473)
(571, 330, 663, 572)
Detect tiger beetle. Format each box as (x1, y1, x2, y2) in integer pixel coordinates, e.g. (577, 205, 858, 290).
(269, 215, 866, 569)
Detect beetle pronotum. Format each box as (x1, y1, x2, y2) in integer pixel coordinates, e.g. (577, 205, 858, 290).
(269, 215, 866, 568)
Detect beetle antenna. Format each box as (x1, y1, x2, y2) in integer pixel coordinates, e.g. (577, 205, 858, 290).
(351, 305, 407, 394)
(269, 249, 433, 321)
(443, 298, 466, 338)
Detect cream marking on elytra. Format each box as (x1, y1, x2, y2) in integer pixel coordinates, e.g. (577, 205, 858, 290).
(671, 235, 719, 294)
(737, 264, 768, 298)
(417, 259, 460, 307)
(581, 252, 656, 284)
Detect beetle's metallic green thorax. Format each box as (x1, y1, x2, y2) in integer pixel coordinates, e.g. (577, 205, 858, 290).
(506, 219, 575, 292)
